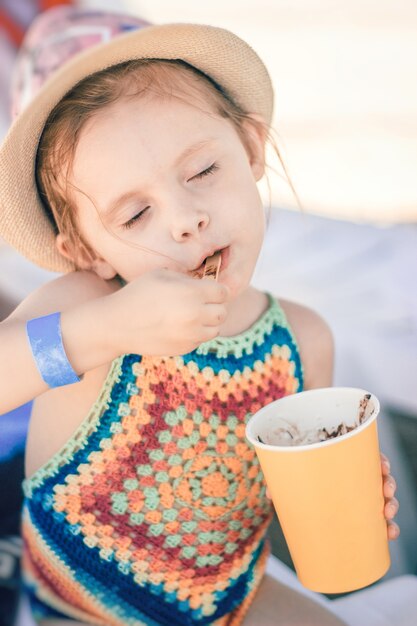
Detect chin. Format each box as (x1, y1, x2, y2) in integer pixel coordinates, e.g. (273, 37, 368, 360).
(221, 270, 251, 300)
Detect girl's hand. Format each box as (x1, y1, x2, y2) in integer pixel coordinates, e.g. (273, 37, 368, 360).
(381, 452, 400, 541)
(104, 269, 230, 357)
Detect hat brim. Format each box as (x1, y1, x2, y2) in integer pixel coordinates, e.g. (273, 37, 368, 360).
(0, 22, 273, 273)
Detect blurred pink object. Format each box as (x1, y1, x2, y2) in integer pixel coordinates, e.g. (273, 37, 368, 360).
(11, 5, 150, 119)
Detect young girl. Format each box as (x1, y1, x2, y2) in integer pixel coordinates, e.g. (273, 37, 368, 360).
(0, 6, 406, 626)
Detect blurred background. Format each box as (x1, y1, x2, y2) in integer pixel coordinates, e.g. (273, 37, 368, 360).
(0, 1, 416, 625)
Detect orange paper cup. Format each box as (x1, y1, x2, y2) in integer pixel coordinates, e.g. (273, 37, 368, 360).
(246, 387, 390, 593)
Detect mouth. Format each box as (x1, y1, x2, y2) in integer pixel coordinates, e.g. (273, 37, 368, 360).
(190, 246, 230, 278)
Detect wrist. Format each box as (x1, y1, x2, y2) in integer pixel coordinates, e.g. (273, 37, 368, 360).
(26, 312, 81, 387)
(99, 289, 135, 359)
(60, 295, 119, 373)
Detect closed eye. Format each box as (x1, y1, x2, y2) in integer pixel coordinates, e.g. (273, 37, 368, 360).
(122, 206, 150, 230)
(121, 163, 218, 230)
(191, 163, 219, 180)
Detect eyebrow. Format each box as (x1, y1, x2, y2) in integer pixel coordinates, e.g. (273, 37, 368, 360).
(101, 138, 217, 220)
(174, 138, 216, 167)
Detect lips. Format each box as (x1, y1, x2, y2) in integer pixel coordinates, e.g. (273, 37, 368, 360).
(190, 246, 230, 277)
(191, 248, 224, 272)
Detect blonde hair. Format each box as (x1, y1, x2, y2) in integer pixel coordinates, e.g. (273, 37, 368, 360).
(36, 59, 290, 265)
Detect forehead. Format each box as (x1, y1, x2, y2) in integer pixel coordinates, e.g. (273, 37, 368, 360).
(73, 61, 232, 157)
(76, 89, 230, 160)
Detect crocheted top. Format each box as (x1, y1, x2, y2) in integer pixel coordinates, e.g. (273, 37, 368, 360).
(22, 294, 303, 626)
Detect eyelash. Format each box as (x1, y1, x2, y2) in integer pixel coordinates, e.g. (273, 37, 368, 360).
(121, 163, 219, 230)
(193, 162, 219, 180)
(122, 206, 149, 230)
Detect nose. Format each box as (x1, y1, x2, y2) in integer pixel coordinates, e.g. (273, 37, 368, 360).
(170, 206, 210, 242)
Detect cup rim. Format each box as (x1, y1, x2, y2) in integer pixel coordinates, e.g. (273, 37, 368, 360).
(245, 387, 380, 452)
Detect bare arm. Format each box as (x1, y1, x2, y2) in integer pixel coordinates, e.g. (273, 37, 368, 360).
(0, 269, 229, 414)
(279, 299, 334, 390)
(0, 271, 119, 414)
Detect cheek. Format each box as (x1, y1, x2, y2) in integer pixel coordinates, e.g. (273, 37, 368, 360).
(112, 250, 153, 277)
(239, 192, 266, 238)
(222, 263, 254, 299)
(74, 205, 115, 258)
(114, 244, 178, 282)
(219, 175, 264, 223)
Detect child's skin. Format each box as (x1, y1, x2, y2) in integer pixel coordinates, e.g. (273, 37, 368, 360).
(1, 81, 399, 626)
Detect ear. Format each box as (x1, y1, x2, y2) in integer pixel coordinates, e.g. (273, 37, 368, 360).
(242, 113, 268, 181)
(56, 234, 117, 280)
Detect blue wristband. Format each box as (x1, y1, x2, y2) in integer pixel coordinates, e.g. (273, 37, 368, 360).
(26, 312, 81, 388)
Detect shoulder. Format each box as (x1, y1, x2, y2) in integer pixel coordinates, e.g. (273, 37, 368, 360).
(6, 270, 120, 321)
(278, 298, 334, 390)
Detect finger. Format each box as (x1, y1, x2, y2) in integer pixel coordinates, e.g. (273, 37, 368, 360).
(383, 474, 397, 499)
(384, 497, 399, 520)
(387, 520, 400, 541)
(200, 304, 228, 327)
(200, 279, 230, 303)
(380, 452, 391, 476)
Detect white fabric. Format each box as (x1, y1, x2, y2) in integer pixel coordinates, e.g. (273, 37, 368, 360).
(266, 554, 417, 626)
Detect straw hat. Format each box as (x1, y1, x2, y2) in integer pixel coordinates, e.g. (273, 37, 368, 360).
(0, 6, 273, 272)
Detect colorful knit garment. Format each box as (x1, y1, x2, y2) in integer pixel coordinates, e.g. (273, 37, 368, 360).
(22, 295, 303, 625)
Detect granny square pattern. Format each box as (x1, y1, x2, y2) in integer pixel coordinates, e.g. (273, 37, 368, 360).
(22, 295, 303, 625)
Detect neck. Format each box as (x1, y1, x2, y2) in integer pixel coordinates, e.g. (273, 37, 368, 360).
(218, 287, 269, 337)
